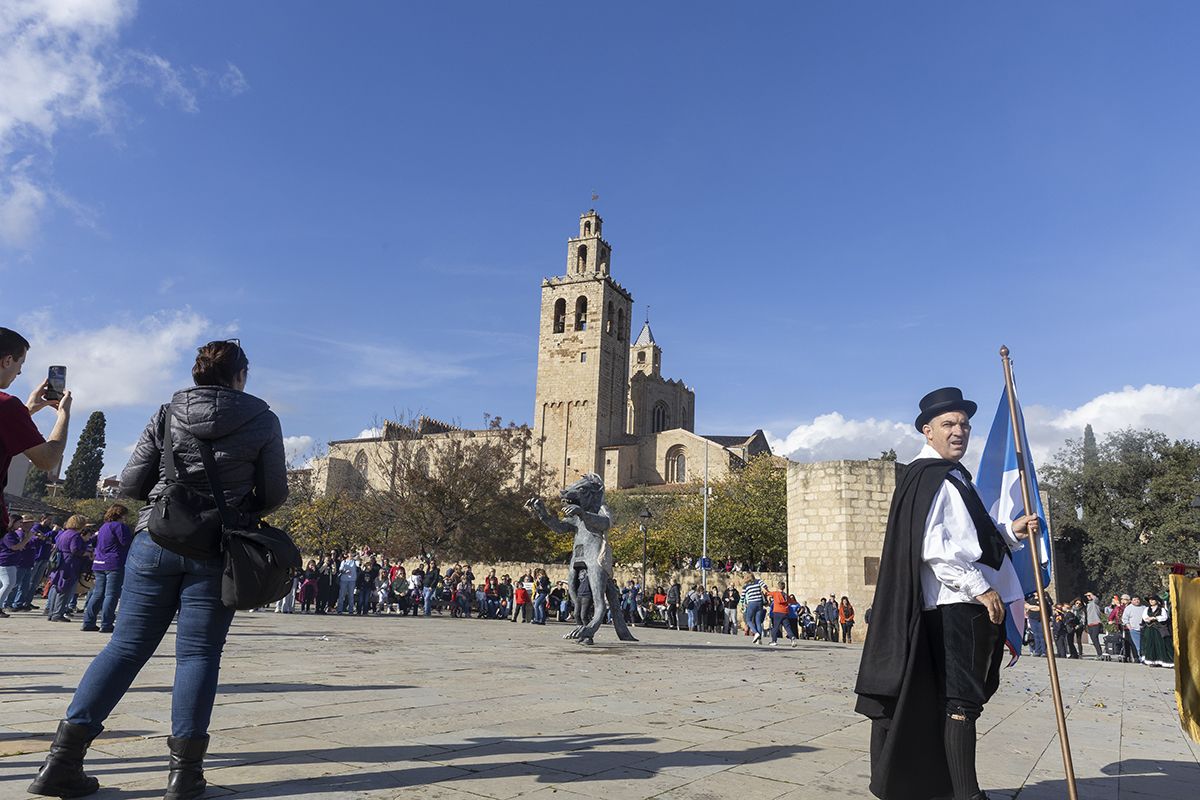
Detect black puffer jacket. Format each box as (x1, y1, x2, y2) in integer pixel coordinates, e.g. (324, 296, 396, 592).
(121, 386, 288, 538)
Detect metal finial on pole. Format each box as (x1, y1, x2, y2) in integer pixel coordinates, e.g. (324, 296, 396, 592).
(999, 345, 1079, 800)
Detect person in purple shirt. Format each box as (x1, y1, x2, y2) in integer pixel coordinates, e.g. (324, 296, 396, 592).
(46, 514, 90, 622)
(81, 505, 134, 633)
(0, 515, 36, 615)
(12, 517, 56, 611)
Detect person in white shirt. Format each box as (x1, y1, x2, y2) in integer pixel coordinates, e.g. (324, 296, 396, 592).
(337, 555, 359, 614)
(855, 387, 1036, 800)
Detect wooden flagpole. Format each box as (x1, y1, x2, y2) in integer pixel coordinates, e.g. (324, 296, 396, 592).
(1000, 345, 1079, 800)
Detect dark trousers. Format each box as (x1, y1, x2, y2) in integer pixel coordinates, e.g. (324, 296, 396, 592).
(770, 611, 791, 643)
(666, 602, 679, 629)
(1055, 632, 1079, 659)
(924, 602, 1005, 719)
(826, 619, 839, 642)
(1087, 624, 1103, 657)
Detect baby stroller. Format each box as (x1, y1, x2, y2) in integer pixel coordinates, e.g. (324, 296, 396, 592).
(1101, 632, 1127, 662)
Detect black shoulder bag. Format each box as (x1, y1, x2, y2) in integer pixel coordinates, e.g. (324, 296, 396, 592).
(147, 404, 224, 559)
(193, 440, 302, 611)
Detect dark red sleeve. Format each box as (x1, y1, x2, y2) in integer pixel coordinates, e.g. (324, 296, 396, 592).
(0, 395, 45, 454)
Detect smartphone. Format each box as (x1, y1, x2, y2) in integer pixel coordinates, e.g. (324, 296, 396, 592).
(45, 365, 66, 401)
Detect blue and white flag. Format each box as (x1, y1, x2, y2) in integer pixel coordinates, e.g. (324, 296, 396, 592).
(976, 390, 1052, 664)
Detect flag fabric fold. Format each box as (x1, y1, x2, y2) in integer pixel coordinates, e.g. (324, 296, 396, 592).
(1170, 573, 1200, 744)
(975, 390, 1052, 665)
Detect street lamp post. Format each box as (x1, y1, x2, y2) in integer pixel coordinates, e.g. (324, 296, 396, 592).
(639, 507, 653, 612)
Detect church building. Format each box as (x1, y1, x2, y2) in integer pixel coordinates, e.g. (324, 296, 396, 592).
(318, 210, 770, 493)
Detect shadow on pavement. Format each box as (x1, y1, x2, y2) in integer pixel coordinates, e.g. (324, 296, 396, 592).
(997, 758, 1200, 800)
(202, 733, 817, 798)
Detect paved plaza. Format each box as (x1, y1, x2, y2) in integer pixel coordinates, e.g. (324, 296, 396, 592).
(2, 611, 1197, 800)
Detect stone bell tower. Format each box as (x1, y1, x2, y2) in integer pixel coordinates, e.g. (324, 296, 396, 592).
(533, 210, 634, 487)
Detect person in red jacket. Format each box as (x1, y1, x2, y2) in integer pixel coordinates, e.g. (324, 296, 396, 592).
(512, 579, 531, 623)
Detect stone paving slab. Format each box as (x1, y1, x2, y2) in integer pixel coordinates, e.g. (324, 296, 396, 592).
(2, 609, 1198, 799)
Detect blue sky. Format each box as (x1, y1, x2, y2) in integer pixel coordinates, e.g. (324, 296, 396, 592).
(3, 1, 1198, 476)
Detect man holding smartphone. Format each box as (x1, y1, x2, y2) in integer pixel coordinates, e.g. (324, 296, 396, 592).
(0, 328, 73, 533)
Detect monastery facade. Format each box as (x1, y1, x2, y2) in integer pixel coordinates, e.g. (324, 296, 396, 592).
(318, 210, 770, 494)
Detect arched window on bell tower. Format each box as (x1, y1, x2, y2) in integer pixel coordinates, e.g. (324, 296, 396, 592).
(584, 220, 591, 236)
(553, 298, 566, 334)
(617, 307, 625, 341)
(574, 296, 588, 331)
(606, 301, 614, 335)
(576, 245, 588, 273)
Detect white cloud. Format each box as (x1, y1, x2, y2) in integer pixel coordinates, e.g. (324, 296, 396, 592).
(18, 308, 212, 408)
(283, 435, 315, 465)
(0, 0, 131, 245)
(766, 412, 924, 464)
(218, 63, 249, 96)
(0, 174, 47, 247)
(1024, 383, 1200, 462)
(125, 51, 197, 113)
(0, 1, 249, 247)
(767, 384, 1200, 469)
(356, 427, 382, 439)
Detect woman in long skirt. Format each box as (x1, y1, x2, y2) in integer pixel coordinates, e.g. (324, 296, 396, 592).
(1140, 594, 1174, 667)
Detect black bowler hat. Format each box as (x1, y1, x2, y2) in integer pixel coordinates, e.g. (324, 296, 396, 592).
(914, 387, 977, 432)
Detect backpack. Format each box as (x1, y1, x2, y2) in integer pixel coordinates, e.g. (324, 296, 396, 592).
(147, 405, 224, 559)
(684, 595, 695, 611)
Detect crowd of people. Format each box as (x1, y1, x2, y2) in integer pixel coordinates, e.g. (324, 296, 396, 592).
(5, 509, 1178, 677)
(1, 507, 134, 629)
(1023, 589, 1175, 668)
(261, 554, 865, 649)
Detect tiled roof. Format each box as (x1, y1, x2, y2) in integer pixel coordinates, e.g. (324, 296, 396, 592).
(3, 492, 71, 519)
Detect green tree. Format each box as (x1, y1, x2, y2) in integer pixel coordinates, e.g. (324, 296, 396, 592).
(22, 466, 50, 499)
(363, 415, 561, 561)
(1043, 428, 1200, 597)
(607, 455, 788, 570)
(62, 411, 106, 499)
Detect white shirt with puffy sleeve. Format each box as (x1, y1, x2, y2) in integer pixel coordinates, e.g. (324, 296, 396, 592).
(917, 444, 1027, 610)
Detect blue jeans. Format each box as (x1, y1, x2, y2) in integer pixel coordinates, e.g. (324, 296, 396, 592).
(423, 587, 435, 615)
(0, 565, 19, 607)
(66, 532, 234, 738)
(82, 569, 125, 630)
(1028, 618, 1046, 656)
(745, 601, 764, 635)
(533, 593, 547, 623)
(14, 560, 48, 608)
(337, 581, 355, 613)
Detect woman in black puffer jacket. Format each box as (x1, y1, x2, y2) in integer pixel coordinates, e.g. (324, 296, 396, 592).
(30, 341, 287, 800)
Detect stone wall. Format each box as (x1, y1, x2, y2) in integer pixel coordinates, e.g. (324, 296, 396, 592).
(786, 460, 900, 610)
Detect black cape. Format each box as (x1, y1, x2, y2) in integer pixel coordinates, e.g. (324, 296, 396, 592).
(854, 457, 956, 800)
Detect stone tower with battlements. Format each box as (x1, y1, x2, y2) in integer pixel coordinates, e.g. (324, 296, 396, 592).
(533, 210, 634, 487)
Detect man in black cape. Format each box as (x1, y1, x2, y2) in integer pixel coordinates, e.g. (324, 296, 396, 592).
(854, 388, 1036, 800)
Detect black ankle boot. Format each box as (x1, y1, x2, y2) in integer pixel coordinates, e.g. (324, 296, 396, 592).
(27, 720, 101, 798)
(164, 735, 209, 800)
